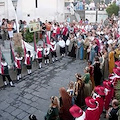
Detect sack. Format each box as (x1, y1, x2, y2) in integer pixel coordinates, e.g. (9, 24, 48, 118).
(66, 39, 70, 46)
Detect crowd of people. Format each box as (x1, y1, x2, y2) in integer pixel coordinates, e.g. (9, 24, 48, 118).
(42, 15, 120, 120)
(0, 12, 120, 120)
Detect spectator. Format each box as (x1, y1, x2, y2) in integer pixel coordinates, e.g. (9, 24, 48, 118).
(45, 96, 60, 120)
(59, 87, 73, 120)
(106, 99, 119, 120)
(74, 73, 85, 107)
(93, 56, 102, 86)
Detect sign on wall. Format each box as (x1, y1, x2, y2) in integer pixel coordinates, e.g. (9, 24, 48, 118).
(29, 22, 40, 33)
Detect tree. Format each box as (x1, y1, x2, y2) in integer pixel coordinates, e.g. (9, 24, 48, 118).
(106, 3, 119, 17)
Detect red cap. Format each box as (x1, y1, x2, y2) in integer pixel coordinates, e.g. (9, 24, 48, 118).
(69, 104, 83, 118)
(94, 86, 105, 96)
(85, 96, 97, 108)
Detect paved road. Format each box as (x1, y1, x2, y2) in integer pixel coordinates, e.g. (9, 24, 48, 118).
(0, 56, 106, 120)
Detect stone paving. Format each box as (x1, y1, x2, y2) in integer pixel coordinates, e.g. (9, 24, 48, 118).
(0, 56, 106, 120)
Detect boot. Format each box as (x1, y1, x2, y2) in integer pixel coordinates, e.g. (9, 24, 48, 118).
(10, 81, 15, 87)
(39, 63, 42, 69)
(30, 69, 32, 74)
(45, 60, 46, 65)
(52, 58, 55, 63)
(55, 57, 58, 61)
(19, 74, 22, 79)
(4, 81, 7, 86)
(47, 59, 49, 64)
(27, 69, 30, 75)
(17, 75, 19, 80)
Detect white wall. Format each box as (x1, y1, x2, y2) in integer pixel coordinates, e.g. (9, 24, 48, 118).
(97, 11, 108, 23)
(85, 11, 96, 23)
(17, 0, 65, 23)
(85, 10, 108, 23)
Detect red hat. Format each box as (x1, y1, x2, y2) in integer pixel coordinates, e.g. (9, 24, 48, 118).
(94, 86, 105, 96)
(115, 61, 120, 67)
(69, 104, 83, 118)
(85, 97, 97, 108)
(103, 81, 112, 89)
(113, 68, 120, 76)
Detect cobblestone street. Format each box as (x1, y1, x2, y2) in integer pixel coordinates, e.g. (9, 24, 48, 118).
(0, 57, 106, 120)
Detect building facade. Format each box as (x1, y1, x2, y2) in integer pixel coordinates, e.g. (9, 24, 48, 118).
(0, 0, 65, 23)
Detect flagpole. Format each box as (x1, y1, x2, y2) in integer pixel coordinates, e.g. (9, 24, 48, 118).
(34, 32, 37, 52)
(0, 47, 2, 66)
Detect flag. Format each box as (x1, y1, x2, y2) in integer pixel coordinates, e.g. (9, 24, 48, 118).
(10, 43, 15, 63)
(0, 47, 2, 65)
(23, 41, 27, 58)
(46, 35, 51, 45)
(0, 47, 5, 61)
(34, 32, 37, 52)
(43, 41, 45, 48)
(0, 47, 6, 74)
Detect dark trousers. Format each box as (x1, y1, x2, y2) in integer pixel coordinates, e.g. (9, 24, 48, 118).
(60, 47, 65, 55)
(17, 69, 22, 75)
(51, 51, 57, 57)
(2, 75, 12, 82)
(37, 58, 42, 63)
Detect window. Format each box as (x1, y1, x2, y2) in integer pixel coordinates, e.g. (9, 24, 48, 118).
(35, 0, 38, 8)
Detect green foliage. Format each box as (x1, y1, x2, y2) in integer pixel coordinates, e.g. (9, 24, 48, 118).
(15, 47, 23, 56)
(106, 3, 119, 17)
(24, 28, 34, 43)
(22, 28, 39, 43)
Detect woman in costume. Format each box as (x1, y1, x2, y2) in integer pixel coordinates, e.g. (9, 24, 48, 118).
(50, 38, 57, 62)
(109, 47, 115, 74)
(45, 96, 60, 120)
(76, 38, 84, 60)
(82, 67, 91, 98)
(15, 53, 23, 80)
(74, 73, 85, 107)
(93, 56, 102, 86)
(36, 44, 43, 69)
(25, 51, 33, 75)
(44, 44, 50, 65)
(59, 87, 73, 120)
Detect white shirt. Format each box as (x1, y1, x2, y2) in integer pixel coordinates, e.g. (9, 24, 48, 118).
(50, 42, 56, 51)
(44, 47, 50, 55)
(36, 48, 43, 58)
(59, 40, 65, 48)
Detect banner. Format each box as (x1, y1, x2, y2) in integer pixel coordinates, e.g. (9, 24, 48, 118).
(29, 22, 40, 33)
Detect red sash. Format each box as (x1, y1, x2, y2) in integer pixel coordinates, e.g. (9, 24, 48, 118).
(37, 51, 42, 58)
(17, 60, 21, 69)
(62, 27, 68, 35)
(27, 56, 30, 65)
(51, 45, 55, 52)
